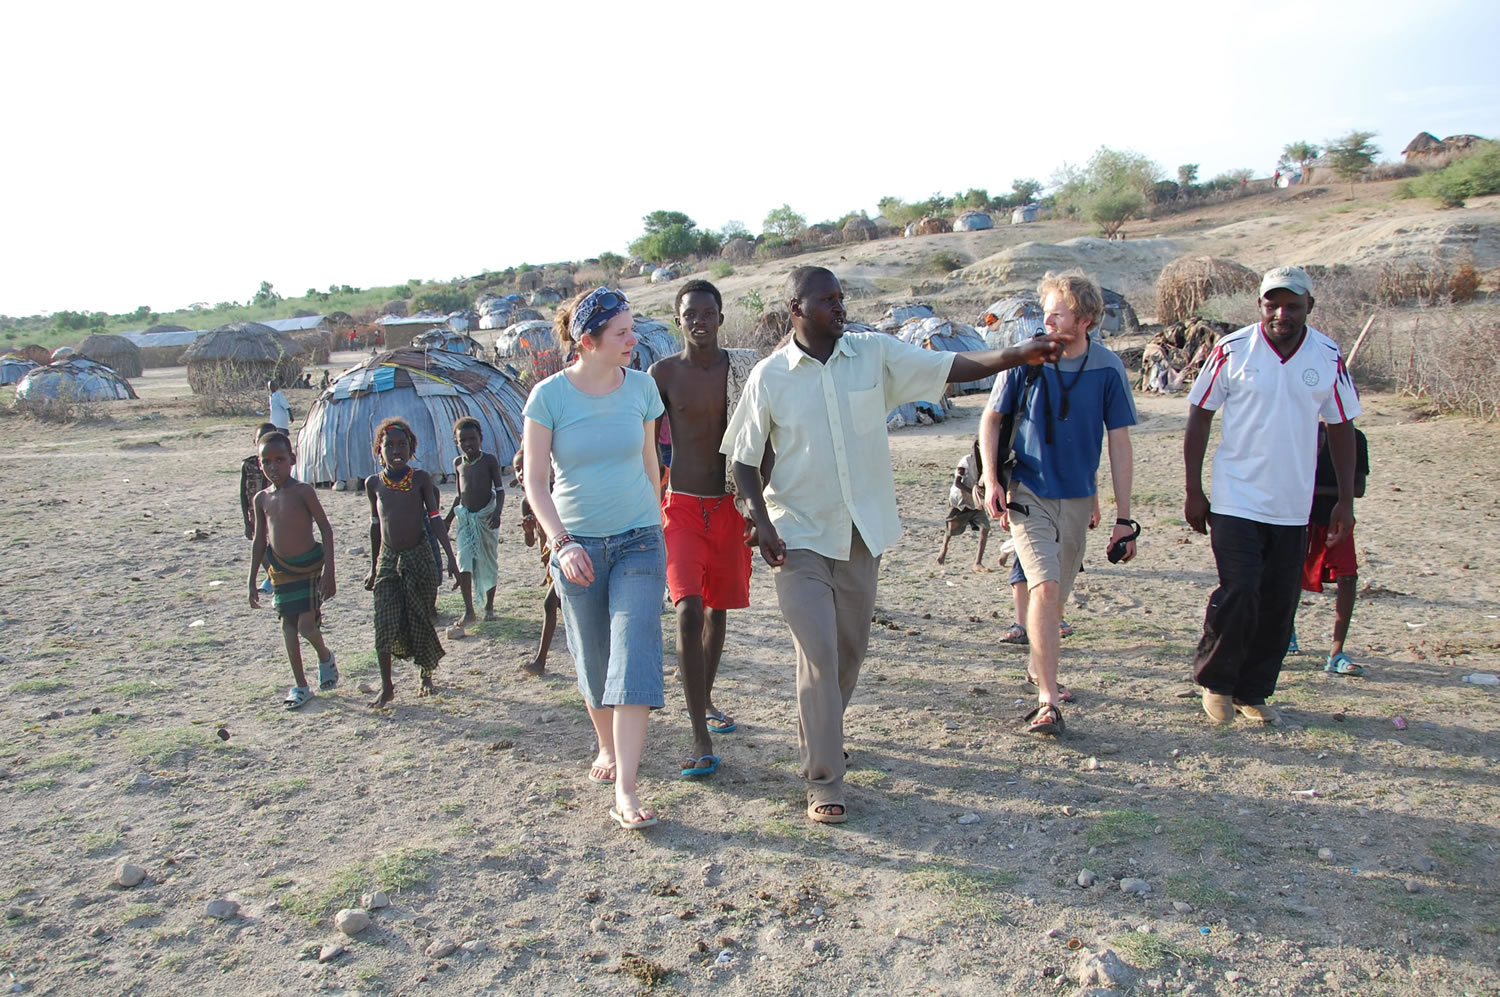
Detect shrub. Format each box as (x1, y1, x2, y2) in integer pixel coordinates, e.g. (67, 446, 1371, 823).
(411, 287, 470, 314)
(1390, 307, 1500, 420)
(709, 261, 734, 280)
(754, 236, 796, 260)
(926, 252, 964, 275)
(1195, 291, 1259, 326)
(1402, 141, 1500, 207)
(763, 205, 806, 240)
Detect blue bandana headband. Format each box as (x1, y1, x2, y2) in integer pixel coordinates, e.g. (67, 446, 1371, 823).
(570, 287, 629, 340)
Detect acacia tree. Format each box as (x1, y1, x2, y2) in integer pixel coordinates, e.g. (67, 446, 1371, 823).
(1323, 131, 1380, 193)
(630, 210, 700, 261)
(1177, 163, 1199, 186)
(762, 204, 806, 240)
(1011, 178, 1043, 204)
(1280, 141, 1321, 182)
(1052, 147, 1162, 237)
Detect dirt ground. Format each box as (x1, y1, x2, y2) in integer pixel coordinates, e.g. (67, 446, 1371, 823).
(2, 354, 1498, 996)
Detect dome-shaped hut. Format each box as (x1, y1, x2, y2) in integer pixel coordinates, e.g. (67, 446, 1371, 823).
(1154, 256, 1259, 325)
(1, 354, 39, 386)
(842, 216, 877, 242)
(529, 288, 563, 307)
(883, 317, 993, 430)
(20, 344, 51, 366)
(978, 294, 1045, 348)
(492, 319, 561, 383)
(629, 316, 680, 371)
(51, 346, 75, 362)
(15, 356, 138, 406)
(954, 210, 994, 232)
(413, 327, 484, 357)
(76, 334, 144, 378)
(180, 321, 306, 395)
(295, 348, 527, 489)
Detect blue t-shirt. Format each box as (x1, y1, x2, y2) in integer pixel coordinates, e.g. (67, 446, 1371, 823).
(987, 340, 1137, 500)
(522, 367, 665, 537)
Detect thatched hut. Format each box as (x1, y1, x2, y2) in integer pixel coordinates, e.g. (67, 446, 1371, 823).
(290, 330, 333, 364)
(380, 299, 409, 317)
(842, 217, 877, 242)
(20, 344, 51, 366)
(76, 334, 144, 378)
(905, 215, 952, 237)
(180, 321, 306, 395)
(529, 288, 563, 307)
(15, 356, 138, 405)
(516, 269, 543, 293)
(295, 348, 527, 489)
(1402, 131, 1445, 163)
(1154, 257, 1259, 325)
(954, 210, 994, 232)
(1, 354, 39, 386)
(721, 238, 754, 261)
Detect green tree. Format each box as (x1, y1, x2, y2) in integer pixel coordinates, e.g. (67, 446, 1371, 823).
(1177, 163, 1199, 186)
(955, 188, 990, 210)
(694, 229, 725, 257)
(1011, 178, 1043, 204)
(1053, 147, 1162, 236)
(1323, 131, 1380, 191)
(763, 204, 806, 240)
(720, 219, 752, 242)
(597, 251, 624, 276)
(631, 225, 698, 261)
(252, 281, 281, 307)
(1086, 188, 1146, 238)
(642, 210, 695, 234)
(1280, 140, 1321, 181)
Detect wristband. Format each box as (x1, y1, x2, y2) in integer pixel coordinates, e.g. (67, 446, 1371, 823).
(553, 531, 576, 547)
(1115, 517, 1133, 526)
(429, 510, 442, 519)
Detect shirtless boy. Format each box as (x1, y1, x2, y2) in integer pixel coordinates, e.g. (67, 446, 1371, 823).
(513, 444, 559, 677)
(248, 432, 337, 710)
(445, 416, 505, 625)
(364, 418, 458, 707)
(649, 279, 769, 777)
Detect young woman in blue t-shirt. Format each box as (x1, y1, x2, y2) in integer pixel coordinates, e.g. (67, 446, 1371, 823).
(522, 287, 667, 830)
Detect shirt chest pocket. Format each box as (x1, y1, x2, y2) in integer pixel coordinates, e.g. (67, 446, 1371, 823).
(847, 385, 885, 435)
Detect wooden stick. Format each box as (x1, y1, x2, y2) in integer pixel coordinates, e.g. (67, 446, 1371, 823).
(1345, 312, 1378, 369)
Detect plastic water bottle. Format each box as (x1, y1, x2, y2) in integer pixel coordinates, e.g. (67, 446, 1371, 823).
(1463, 673, 1500, 685)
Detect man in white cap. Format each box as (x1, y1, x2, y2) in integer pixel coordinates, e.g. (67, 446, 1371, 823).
(1183, 265, 1361, 725)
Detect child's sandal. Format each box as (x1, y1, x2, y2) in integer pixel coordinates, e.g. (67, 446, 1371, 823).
(283, 686, 313, 710)
(317, 654, 339, 691)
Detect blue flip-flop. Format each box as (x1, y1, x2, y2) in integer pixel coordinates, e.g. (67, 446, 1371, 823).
(704, 710, 738, 734)
(317, 653, 339, 691)
(1325, 651, 1365, 677)
(680, 754, 721, 777)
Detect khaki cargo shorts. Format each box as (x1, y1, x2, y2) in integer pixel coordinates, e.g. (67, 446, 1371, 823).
(1009, 481, 1092, 603)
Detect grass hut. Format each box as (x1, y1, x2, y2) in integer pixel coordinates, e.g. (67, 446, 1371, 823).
(1, 354, 39, 386)
(180, 321, 306, 395)
(721, 238, 754, 261)
(630, 316, 680, 371)
(295, 347, 526, 489)
(842, 217, 877, 242)
(290, 330, 333, 364)
(77, 334, 144, 378)
(1154, 257, 1259, 325)
(15, 356, 138, 406)
(20, 344, 51, 366)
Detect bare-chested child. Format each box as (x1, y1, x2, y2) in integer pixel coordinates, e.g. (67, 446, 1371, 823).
(364, 418, 457, 707)
(649, 279, 772, 777)
(444, 416, 505, 626)
(513, 443, 559, 677)
(247, 432, 337, 710)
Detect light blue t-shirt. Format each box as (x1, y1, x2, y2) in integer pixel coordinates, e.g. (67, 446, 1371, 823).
(522, 367, 665, 537)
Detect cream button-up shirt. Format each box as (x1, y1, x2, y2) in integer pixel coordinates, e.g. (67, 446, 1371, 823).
(721, 332, 955, 560)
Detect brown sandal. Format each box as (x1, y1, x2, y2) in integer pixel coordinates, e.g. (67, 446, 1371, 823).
(807, 802, 847, 824)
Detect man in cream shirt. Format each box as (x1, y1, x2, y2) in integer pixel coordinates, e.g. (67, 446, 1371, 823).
(724, 266, 1058, 824)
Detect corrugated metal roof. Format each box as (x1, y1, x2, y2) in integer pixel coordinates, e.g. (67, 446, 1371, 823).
(261, 315, 327, 333)
(376, 312, 449, 327)
(122, 328, 207, 348)
(295, 347, 526, 486)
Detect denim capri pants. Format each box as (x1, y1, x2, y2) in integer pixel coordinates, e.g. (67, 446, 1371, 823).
(551, 525, 666, 709)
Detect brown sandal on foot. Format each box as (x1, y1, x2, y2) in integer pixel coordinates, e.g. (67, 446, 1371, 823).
(1023, 702, 1065, 735)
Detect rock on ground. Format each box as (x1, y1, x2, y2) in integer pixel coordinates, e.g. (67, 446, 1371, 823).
(113, 863, 145, 888)
(334, 909, 371, 936)
(1073, 948, 1136, 989)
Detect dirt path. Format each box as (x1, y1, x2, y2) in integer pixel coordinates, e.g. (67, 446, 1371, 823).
(0, 386, 1496, 996)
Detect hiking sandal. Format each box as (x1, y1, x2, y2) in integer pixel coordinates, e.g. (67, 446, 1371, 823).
(1325, 652, 1365, 677)
(283, 686, 313, 710)
(1023, 702, 1064, 735)
(999, 623, 1028, 645)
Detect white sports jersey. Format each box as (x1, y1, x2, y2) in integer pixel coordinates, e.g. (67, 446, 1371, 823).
(1188, 323, 1360, 526)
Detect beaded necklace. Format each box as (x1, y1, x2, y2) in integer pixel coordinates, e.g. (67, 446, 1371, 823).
(381, 466, 414, 491)
(461, 453, 480, 466)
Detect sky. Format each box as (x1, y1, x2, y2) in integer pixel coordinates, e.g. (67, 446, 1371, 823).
(2, 0, 1497, 318)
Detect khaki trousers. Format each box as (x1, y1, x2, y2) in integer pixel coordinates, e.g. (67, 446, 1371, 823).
(773, 530, 880, 808)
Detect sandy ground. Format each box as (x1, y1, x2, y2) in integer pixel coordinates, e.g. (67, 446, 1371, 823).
(1, 368, 1498, 996)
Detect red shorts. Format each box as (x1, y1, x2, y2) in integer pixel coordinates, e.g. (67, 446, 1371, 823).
(1302, 523, 1357, 593)
(663, 492, 752, 610)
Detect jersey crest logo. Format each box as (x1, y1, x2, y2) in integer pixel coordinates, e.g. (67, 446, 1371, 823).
(1301, 368, 1320, 387)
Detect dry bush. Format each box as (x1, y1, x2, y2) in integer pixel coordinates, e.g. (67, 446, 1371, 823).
(191, 361, 265, 416)
(1376, 253, 1480, 305)
(12, 384, 109, 424)
(1195, 291, 1260, 327)
(1391, 307, 1500, 420)
(1154, 257, 1259, 324)
(721, 308, 789, 356)
(1365, 162, 1421, 181)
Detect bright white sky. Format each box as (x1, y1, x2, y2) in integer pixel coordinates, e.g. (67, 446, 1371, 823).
(2, 0, 1496, 317)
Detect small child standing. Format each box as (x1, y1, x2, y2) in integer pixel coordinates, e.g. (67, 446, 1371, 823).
(1299, 422, 1370, 675)
(937, 440, 991, 571)
(513, 444, 559, 677)
(364, 418, 457, 707)
(248, 432, 337, 709)
(444, 416, 505, 625)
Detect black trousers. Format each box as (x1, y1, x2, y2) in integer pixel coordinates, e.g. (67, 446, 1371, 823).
(1191, 513, 1306, 703)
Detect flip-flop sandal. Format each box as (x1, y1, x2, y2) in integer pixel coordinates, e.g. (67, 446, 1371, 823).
(588, 764, 616, 785)
(317, 653, 339, 691)
(704, 710, 738, 734)
(807, 802, 847, 824)
(1023, 702, 1064, 735)
(1325, 652, 1365, 677)
(1023, 675, 1076, 702)
(999, 623, 1029, 645)
(1058, 620, 1076, 639)
(283, 686, 313, 710)
(680, 754, 721, 777)
(609, 806, 659, 830)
